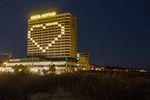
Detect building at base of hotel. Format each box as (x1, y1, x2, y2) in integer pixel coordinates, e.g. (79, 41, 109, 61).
(7, 57, 78, 74)
(7, 53, 89, 74)
(6, 12, 89, 73)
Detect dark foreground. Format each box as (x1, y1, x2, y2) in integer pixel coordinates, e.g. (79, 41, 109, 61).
(0, 71, 149, 100)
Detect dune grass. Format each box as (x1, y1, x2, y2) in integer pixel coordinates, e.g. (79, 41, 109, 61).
(0, 71, 149, 100)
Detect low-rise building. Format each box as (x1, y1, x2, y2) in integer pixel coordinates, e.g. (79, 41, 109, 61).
(6, 57, 78, 74)
(77, 53, 89, 68)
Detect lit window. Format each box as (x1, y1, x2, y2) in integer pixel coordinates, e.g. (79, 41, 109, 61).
(49, 44, 52, 46)
(61, 26, 65, 29)
(35, 43, 37, 45)
(42, 50, 46, 52)
(43, 26, 46, 29)
(49, 23, 52, 26)
(58, 35, 62, 38)
(52, 41, 55, 44)
(30, 28, 33, 31)
(55, 38, 58, 41)
(58, 24, 61, 27)
(37, 45, 40, 47)
(32, 40, 35, 43)
(61, 32, 65, 34)
(45, 47, 49, 49)
(40, 47, 43, 50)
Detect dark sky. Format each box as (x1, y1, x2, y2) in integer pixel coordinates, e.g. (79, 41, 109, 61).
(0, 0, 150, 68)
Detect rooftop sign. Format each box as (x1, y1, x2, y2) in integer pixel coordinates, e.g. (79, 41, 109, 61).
(30, 12, 56, 20)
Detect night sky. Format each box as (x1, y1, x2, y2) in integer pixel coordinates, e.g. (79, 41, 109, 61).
(0, 0, 150, 68)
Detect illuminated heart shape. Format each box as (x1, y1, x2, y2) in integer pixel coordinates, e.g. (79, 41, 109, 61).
(28, 22, 65, 52)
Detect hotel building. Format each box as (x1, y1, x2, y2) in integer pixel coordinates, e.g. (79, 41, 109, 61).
(6, 12, 78, 73)
(6, 12, 89, 73)
(28, 12, 77, 59)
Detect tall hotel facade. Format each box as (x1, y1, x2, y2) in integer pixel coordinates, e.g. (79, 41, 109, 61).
(28, 12, 77, 59)
(6, 12, 89, 72)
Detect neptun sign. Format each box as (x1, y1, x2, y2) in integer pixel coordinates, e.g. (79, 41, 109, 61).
(30, 12, 56, 20)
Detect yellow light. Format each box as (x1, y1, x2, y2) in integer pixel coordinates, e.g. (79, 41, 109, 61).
(46, 23, 49, 26)
(31, 15, 41, 20)
(40, 47, 43, 50)
(32, 40, 35, 43)
(30, 28, 33, 31)
(58, 35, 62, 38)
(48, 44, 52, 46)
(52, 41, 55, 44)
(54, 22, 58, 25)
(42, 50, 46, 52)
(19, 69, 22, 72)
(30, 68, 39, 73)
(3, 62, 7, 65)
(43, 26, 46, 29)
(41, 12, 56, 17)
(33, 24, 43, 28)
(61, 32, 65, 34)
(83, 68, 86, 70)
(55, 38, 58, 41)
(46, 23, 52, 26)
(37, 45, 40, 47)
(58, 24, 61, 27)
